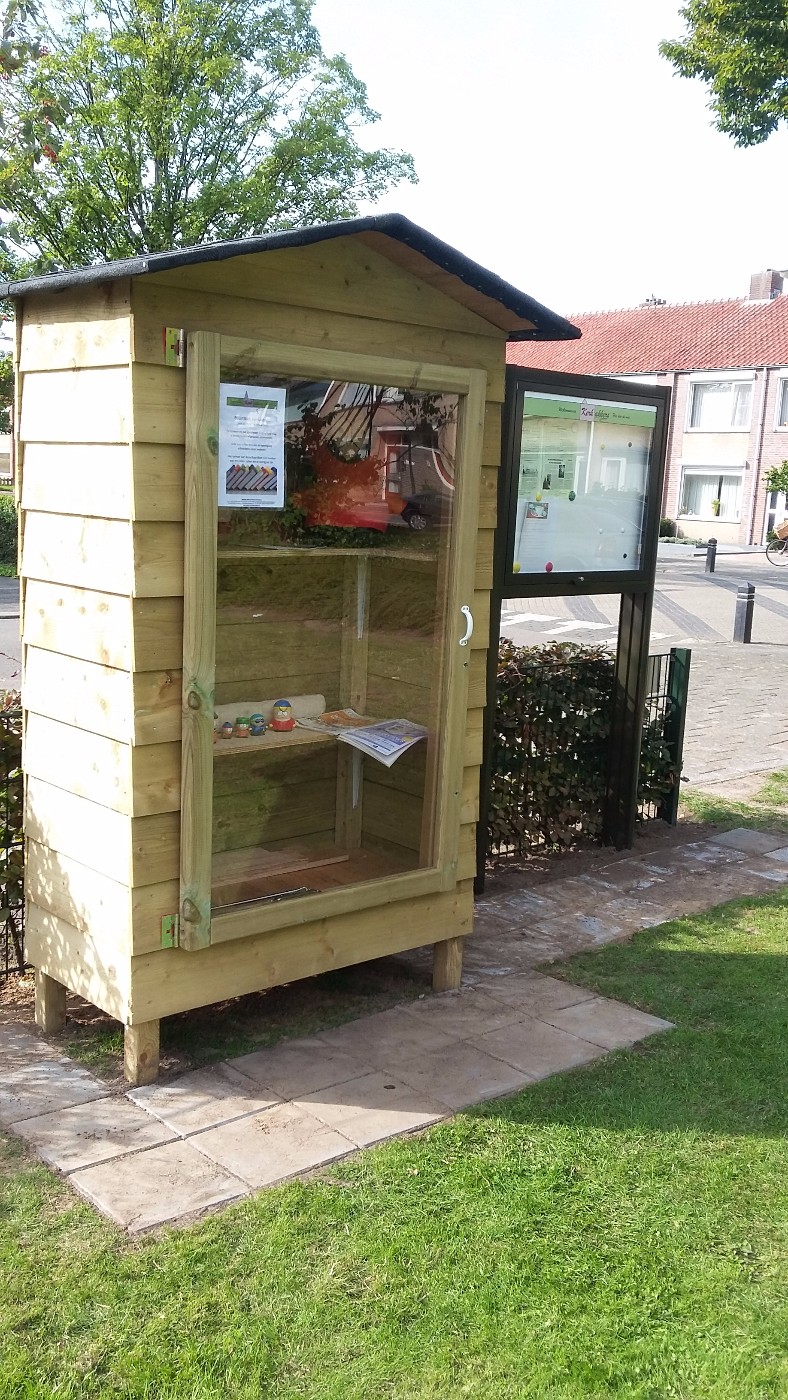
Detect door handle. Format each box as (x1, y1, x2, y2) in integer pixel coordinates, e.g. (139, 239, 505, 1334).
(459, 604, 474, 646)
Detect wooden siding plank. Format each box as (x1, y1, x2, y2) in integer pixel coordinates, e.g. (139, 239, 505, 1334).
(143, 236, 505, 339)
(26, 840, 132, 951)
(132, 597, 184, 671)
(25, 777, 134, 885)
(478, 465, 499, 530)
(128, 886, 473, 1022)
(20, 366, 132, 443)
(19, 281, 132, 371)
(131, 363, 186, 444)
(21, 444, 133, 519)
(24, 646, 135, 743)
(26, 903, 130, 1022)
(482, 401, 502, 466)
(132, 520, 184, 597)
(24, 713, 180, 815)
(22, 513, 133, 593)
(23, 581, 133, 669)
(132, 443, 185, 520)
(131, 280, 506, 385)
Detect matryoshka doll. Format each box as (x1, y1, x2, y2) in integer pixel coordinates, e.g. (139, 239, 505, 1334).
(220, 720, 234, 740)
(270, 699, 296, 732)
(233, 716, 251, 739)
(249, 713, 266, 736)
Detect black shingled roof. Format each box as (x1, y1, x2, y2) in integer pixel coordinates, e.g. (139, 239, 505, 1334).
(0, 213, 579, 342)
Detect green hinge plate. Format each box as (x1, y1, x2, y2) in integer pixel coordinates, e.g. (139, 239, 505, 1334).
(161, 914, 180, 948)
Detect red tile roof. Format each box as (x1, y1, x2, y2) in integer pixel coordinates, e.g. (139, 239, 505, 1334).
(508, 294, 788, 374)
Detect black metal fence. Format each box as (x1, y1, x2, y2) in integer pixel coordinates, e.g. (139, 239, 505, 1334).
(0, 703, 24, 981)
(485, 643, 691, 868)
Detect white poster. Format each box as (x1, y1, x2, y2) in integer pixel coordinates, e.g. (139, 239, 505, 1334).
(218, 383, 286, 509)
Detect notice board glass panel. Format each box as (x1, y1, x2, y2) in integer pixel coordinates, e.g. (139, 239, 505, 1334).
(210, 372, 460, 915)
(513, 391, 657, 577)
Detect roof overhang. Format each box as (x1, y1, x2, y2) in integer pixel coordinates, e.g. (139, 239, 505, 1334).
(0, 213, 580, 343)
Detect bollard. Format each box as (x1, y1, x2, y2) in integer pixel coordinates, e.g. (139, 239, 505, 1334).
(733, 582, 755, 643)
(705, 537, 717, 573)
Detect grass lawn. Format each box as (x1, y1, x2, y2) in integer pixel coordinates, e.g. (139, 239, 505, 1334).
(2, 893, 788, 1398)
(680, 771, 788, 836)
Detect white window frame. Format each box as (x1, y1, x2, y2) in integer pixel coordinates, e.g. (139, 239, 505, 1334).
(678, 465, 744, 522)
(685, 372, 755, 433)
(774, 369, 788, 430)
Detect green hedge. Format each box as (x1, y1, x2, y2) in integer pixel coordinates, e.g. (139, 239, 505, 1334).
(0, 492, 18, 575)
(0, 692, 23, 972)
(487, 640, 675, 859)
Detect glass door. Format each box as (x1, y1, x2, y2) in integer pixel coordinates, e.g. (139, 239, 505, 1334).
(179, 334, 486, 948)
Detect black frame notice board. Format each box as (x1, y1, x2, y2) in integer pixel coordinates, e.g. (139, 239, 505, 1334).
(477, 367, 671, 886)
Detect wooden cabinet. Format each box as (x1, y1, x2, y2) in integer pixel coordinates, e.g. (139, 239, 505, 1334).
(10, 218, 572, 1081)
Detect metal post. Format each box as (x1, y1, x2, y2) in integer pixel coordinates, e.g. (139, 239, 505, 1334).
(657, 647, 692, 825)
(705, 537, 717, 573)
(603, 589, 654, 849)
(733, 582, 755, 644)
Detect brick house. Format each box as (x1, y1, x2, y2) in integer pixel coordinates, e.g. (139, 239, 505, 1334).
(510, 268, 788, 545)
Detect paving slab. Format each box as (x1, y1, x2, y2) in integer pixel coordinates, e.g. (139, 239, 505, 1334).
(542, 997, 674, 1050)
(296, 1070, 448, 1147)
(478, 972, 597, 1015)
(128, 1063, 280, 1135)
(230, 1036, 370, 1099)
(471, 1017, 607, 1080)
(70, 1138, 247, 1232)
(394, 1040, 534, 1110)
(314, 1005, 458, 1069)
(192, 1102, 353, 1188)
(0, 1027, 69, 1073)
(14, 1097, 176, 1173)
(706, 827, 788, 855)
(398, 987, 531, 1040)
(0, 1060, 109, 1127)
(764, 846, 788, 864)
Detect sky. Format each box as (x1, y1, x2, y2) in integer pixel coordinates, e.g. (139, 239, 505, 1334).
(312, 0, 788, 316)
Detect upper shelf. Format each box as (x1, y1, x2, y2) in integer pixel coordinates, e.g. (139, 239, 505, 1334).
(216, 545, 436, 564)
(213, 726, 335, 757)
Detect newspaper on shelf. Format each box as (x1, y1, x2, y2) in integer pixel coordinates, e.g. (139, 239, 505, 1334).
(296, 709, 428, 767)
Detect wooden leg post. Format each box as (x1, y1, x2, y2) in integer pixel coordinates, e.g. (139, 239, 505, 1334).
(433, 935, 464, 992)
(124, 1020, 160, 1086)
(34, 970, 67, 1034)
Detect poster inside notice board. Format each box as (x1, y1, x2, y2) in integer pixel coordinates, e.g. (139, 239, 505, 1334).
(513, 391, 657, 575)
(218, 383, 286, 509)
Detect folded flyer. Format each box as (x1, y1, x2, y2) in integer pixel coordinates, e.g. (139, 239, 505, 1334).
(297, 711, 427, 766)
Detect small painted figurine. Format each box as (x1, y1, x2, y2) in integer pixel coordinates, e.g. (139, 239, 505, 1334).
(234, 716, 251, 738)
(270, 699, 296, 732)
(220, 720, 234, 740)
(250, 713, 266, 736)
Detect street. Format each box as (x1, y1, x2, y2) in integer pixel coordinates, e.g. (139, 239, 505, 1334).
(1, 550, 786, 787)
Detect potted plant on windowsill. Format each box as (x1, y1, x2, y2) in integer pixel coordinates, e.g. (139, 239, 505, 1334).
(710, 498, 721, 517)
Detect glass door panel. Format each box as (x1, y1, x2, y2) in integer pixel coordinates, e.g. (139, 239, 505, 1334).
(209, 368, 461, 914)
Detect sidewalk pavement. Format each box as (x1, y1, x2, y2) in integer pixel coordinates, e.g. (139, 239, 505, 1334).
(2, 826, 786, 1234)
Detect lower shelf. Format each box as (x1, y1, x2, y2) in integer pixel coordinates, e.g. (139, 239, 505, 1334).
(211, 842, 413, 910)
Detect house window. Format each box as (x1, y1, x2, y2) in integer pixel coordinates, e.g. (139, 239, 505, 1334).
(689, 380, 752, 430)
(776, 379, 788, 427)
(679, 469, 743, 520)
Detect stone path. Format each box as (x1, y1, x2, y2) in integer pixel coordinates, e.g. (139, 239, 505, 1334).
(2, 827, 786, 1234)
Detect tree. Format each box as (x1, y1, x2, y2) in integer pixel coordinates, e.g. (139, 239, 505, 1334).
(0, 0, 416, 269)
(660, 2, 788, 146)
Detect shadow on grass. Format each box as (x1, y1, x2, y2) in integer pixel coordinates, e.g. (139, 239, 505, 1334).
(478, 892, 788, 1140)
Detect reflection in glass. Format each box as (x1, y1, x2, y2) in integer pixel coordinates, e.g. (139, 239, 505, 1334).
(210, 373, 460, 915)
(514, 392, 655, 575)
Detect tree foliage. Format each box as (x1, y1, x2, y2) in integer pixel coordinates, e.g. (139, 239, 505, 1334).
(0, 0, 416, 268)
(660, 1, 788, 146)
(764, 459, 788, 495)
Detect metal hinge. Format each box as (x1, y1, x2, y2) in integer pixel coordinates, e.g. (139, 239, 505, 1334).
(163, 327, 185, 367)
(161, 913, 180, 948)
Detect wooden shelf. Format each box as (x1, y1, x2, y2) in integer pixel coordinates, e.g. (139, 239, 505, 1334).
(211, 842, 413, 909)
(217, 545, 435, 564)
(213, 726, 335, 757)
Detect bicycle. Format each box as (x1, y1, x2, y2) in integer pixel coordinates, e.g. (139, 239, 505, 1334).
(766, 525, 788, 566)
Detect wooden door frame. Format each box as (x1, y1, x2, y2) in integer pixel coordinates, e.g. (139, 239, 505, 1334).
(180, 330, 486, 949)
